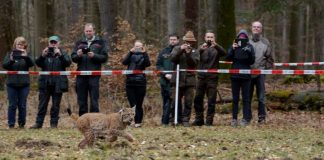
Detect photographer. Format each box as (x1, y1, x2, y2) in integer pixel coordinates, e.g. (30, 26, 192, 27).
(2, 37, 34, 129)
(71, 23, 108, 116)
(192, 31, 226, 126)
(30, 36, 71, 129)
(122, 40, 151, 128)
(226, 29, 255, 127)
(169, 31, 199, 127)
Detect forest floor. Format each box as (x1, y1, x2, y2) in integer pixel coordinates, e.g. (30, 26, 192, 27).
(0, 111, 323, 159)
(0, 76, 323, 159)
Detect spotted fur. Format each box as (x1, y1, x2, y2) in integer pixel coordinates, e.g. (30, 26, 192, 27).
(67, 107, 136, 149)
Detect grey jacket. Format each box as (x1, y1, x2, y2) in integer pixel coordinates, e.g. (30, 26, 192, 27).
(249, 37, 274, 70)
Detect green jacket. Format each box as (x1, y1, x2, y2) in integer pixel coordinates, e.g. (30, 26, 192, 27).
(2, 52, 34, 87)
(156, 45, 175, 87)
(170, 46, 199, 87)
(35, 49, 71, 93)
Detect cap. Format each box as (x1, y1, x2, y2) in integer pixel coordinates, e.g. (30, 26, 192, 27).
(48, 36, 61, 42)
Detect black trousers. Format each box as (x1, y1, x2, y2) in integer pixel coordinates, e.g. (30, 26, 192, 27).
(231, 78, 252, 121)
(170, 86, 195, 123)
(194, 77, 218, 117)
(126, 85, 146, 124)
(76, 76, 100, 116)
(35, 85, 62, 126)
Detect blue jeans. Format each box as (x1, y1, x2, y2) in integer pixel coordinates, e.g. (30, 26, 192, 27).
(160, 84, 171, 124)
(231, 78, 252, 121)
(250, 75, 266, 120)
(7, 85, 30, 127)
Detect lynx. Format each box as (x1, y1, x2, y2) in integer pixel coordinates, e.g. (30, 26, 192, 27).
(67, 107, 136, 149)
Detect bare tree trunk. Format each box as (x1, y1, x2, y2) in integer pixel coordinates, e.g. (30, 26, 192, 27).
(297, 4, 305, 62)
(167, 0, 179, 35)
(288, 3, 298, 68)
(35, 0, 47, 56)
(184, 0, 198, 41)
(207, 0, 217, 30)
(312, 1, 324, 91)
(216, 0, 236, 48)
(98, 0, 117, 50)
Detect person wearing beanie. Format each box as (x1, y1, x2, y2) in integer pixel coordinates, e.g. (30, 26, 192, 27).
(226, 29, 255, 127)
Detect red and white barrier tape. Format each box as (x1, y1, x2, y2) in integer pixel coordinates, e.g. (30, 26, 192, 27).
(181, 69, 324, 75)
(219, 61, 324, 66)
(0, 69, 323, 75)
(0, 70, 174, 76)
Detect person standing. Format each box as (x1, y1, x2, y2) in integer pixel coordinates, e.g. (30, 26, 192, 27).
(226, 29, 255, 127)
(2, 37, 34, 129)
(122, 40, 151, 128)
(71, 23, 108, 116)
(249, 21, 274, 123)
(30, 36, 71, 129)
(192, 31, 226, 126)
(156, 34, 179, 126)
(170, 31, 199, 127)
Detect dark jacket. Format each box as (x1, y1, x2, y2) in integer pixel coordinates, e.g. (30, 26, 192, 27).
(36, 49, 71, 93)
(226, 30, 255, 79)
(156, 45, 175, 86)
(197, 43, 226, 79)
(71, 36, 108, 71)
(170, 46, 199, 87)
(122, 51, 151, 86)
(2, 52, 34, 87)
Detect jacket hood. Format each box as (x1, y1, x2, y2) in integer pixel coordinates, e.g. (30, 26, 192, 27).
(236, 29, 249, 39)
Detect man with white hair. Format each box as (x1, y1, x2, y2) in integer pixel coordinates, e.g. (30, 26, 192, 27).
(249, 21, 274, 123)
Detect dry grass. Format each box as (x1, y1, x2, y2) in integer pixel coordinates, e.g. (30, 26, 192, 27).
(0, 112, 323, 159)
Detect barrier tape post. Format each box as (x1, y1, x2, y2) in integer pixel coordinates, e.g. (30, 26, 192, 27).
(175, 64, 180, 125)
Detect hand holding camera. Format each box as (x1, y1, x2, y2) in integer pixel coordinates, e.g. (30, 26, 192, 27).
(11, 49, 25, 60)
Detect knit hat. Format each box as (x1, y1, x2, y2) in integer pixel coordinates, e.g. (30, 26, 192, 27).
(183, 31, 197, 42)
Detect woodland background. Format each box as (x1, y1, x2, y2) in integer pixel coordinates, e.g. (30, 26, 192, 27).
(0, 0, 323, 112)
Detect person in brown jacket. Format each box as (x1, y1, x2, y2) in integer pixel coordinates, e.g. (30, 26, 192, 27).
(192, 31, 226, 126)
(169, 31, 199, 127)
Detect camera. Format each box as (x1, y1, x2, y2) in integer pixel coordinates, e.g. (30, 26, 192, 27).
(47, 47, 56, 57)
(235, 38, 248, 47)
(82, 47, 90, 54)
(12, 49, 22, 59)
(134, 48, 141, 53)
(206, 40, 212, 47)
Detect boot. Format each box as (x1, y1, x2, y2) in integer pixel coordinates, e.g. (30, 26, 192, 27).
(30, 123, 42, 129)
(205, 114, 214, 126)
(192, 112, 204, 126)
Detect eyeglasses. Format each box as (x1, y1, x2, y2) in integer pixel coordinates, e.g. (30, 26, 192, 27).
(50, 41, 58, 44)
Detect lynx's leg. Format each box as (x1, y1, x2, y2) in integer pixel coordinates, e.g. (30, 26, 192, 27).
(120, 131, 135, 142)
(84, 130, 95, 147)
(78, 138, 88, 149)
